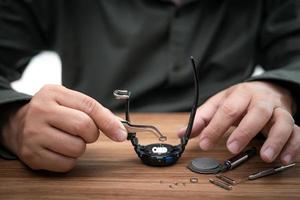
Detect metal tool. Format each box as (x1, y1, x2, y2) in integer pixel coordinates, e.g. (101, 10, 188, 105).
(216, 174, 236, 185)
(248, 163, 296, 180)
(209, 178, 233, 190)
(121, 120, 167, 142)
(221, 147, 257, 172)
(113, 90, 131, 121)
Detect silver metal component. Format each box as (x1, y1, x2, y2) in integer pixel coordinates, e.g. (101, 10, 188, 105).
(121, 120, 167, 142)
(190, 177, 199, 183)
(227, 155, 248, 169)
(248, 163, 296, 180)
(215, 175, 236, 185)
(221, 147, 257, 172)
(209, 178, 232, 191)
(113, 90, 130, 100)
(115, 89, 168, 142)
(274, 163, 296, 172)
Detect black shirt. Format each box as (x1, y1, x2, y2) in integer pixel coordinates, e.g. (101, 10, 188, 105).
(0, 0, 300, 114)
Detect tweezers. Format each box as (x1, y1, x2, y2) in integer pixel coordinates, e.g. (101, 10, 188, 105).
(121, 120, 167, 142)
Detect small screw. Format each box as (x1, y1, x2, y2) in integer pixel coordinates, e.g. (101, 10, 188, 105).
(190, 177, 199, 183)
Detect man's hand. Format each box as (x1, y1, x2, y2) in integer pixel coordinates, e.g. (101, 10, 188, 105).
(179, 81, 300, 164)
(1, 85, 127, 172)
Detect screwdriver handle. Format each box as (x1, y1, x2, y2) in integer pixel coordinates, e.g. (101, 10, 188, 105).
(223, 147, 257, 171)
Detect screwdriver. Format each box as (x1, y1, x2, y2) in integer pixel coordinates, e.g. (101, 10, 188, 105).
(221, 147, 257, 172)
(248, 163, 296, 180)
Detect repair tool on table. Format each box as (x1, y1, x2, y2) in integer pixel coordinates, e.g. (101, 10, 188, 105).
(221, 146, 257, 172)
(247, 163, 296, 180)
(209, 178, 233, 191)
(215, 174, 237, 185)
(210, 163, 296, 191)
(188, 147, 257, 174)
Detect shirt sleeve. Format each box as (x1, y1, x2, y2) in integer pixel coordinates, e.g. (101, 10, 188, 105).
(0, 0, 53, 159)
(0, 0, 55, 102)
(248, 0, 300, 123)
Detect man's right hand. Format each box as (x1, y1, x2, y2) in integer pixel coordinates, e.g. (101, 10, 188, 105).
(1, 85, 127, 172)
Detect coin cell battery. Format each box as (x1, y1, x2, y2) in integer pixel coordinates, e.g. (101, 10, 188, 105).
(187, 157, 223, 174)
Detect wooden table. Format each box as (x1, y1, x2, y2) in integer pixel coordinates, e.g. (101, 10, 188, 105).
(0, 113, 299, 200)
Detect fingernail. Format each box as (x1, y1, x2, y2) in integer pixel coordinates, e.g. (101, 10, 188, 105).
(283, 154, 292, 164)
(227, 140, 240, 154)
(116, 127, 128, 142)
(263, 147, 275, 161)
(200, 138, 211, 150)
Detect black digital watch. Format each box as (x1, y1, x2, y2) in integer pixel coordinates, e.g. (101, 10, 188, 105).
(114, 57, 199, 166)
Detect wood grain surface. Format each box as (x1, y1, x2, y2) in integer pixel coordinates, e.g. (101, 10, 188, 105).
(0, 113, 299, 200)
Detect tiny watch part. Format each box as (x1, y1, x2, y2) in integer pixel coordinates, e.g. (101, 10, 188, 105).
(215, 175, 236, 185)
(114, 57, 200, 167)
(209, 179, 233, 191)
(190, 177, 199, 183)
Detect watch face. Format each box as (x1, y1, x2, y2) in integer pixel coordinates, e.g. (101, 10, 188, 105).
(144, 143, 174, 156)
(152, 146, 168, 154)
(139, 143, 179, 166)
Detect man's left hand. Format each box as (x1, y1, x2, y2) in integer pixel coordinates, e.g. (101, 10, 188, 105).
(178, 81, 300, 164)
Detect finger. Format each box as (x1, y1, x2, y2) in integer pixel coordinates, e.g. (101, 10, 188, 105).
(39, 126, 86, 158)
(280, 124, 300, 165)
(177, 90, 226, 138)
(53, 86, 127, 142)
(199, 89, 251, 150)
(260, 108, 294, 163)
(227, 100, 273, 154)
(40, 149, 76, 172)
(27, 148, 76, 172)
(47, 105, 99, 143)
